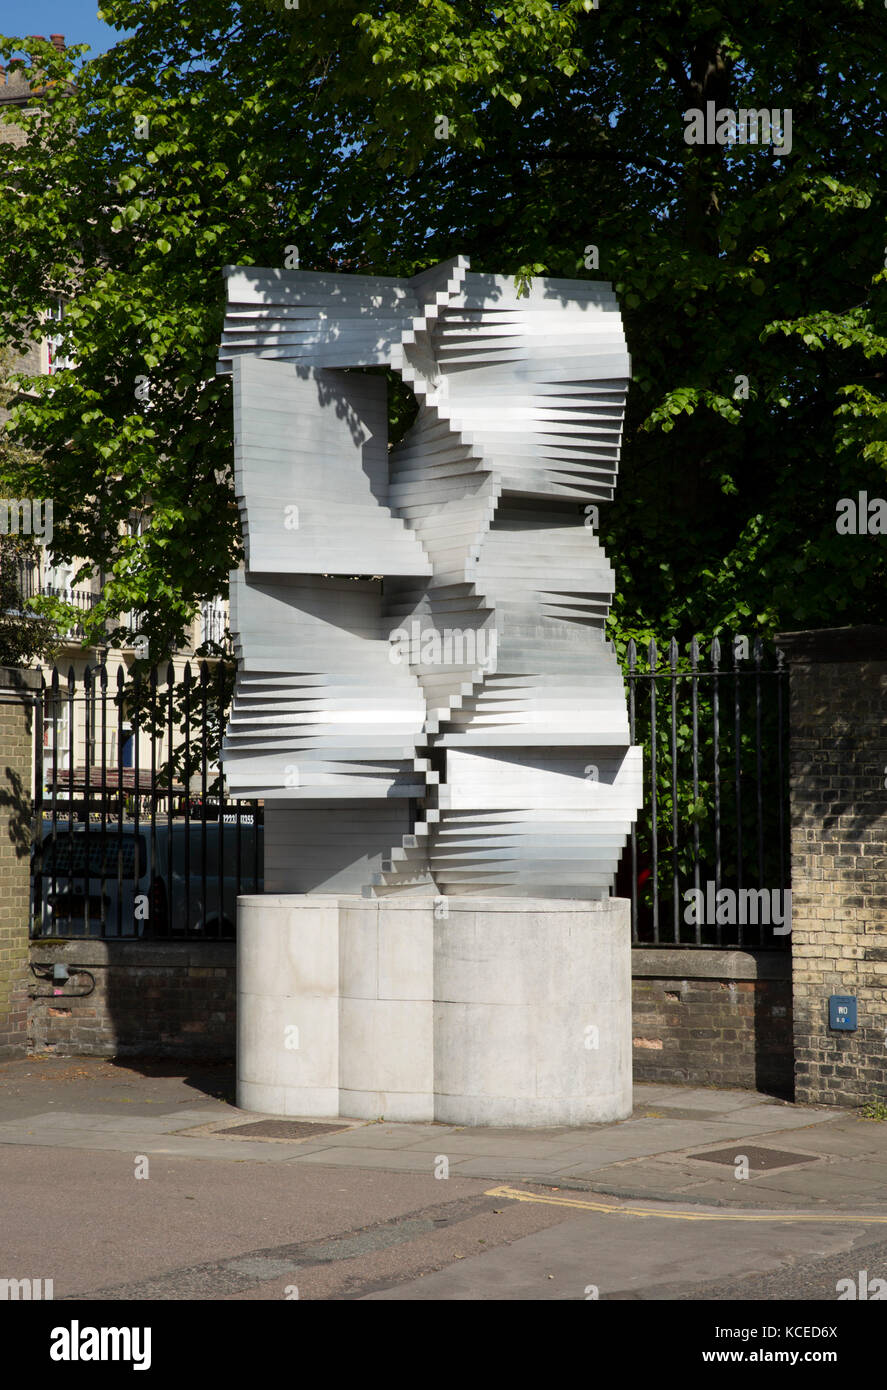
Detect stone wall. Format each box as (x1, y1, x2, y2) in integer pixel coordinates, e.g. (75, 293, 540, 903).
(29, 940, 235, 1058)
(779, 626, 887, 1107)
(0, 667, 40, 1057)
(0, 70, 30, 151)
(632, 948, 793, 1095)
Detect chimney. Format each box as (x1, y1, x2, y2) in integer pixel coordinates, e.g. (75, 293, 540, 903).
(50, 35, 65, 51)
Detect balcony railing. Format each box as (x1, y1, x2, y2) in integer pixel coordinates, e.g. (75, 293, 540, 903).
(7, 561, 100, 639)
(7, 561, 123, 642)
(5, 562, 232, 654)
(200, 600, 230, 651)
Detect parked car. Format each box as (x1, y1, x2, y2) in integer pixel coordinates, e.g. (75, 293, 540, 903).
(32, 817, 263, 938)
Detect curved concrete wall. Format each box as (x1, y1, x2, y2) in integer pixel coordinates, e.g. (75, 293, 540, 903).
(237, 894, 631, 1126)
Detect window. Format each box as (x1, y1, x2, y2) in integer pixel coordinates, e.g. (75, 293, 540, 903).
(43, 686, 71, 773)
(46, 299, 74, 375)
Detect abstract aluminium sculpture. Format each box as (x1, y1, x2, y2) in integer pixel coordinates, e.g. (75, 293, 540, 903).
(218, 257, 643, 1125)
(217, 256, 642, 899)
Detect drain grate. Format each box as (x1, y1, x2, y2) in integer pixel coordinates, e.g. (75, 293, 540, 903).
(214, 1120, 353, 1141)
(692, 1146, 814, 1170)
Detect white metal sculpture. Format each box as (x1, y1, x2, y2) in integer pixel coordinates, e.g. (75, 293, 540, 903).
(217, 256, 641, 899)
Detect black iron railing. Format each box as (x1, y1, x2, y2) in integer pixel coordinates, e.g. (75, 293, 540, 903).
(32, 660, 259, 941)
(199, 599, 232, 651)
(620, 634, 790, 949)
(31, 636, 789, 947)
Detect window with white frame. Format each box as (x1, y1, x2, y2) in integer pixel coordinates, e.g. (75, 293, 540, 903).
(43, 685, 71, 774)
(46, 299, 75, 375)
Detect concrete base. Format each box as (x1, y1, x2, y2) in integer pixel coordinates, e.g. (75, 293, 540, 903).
(237, 895, 632, 1127)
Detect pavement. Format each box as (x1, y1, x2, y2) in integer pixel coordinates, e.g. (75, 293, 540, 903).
(2, 1055, 887, 1301)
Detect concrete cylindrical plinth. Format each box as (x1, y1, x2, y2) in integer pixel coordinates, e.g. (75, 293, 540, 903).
(237, 894, 631, 1127)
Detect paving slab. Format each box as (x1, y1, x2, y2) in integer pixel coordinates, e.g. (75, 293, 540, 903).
(286, 1147, 465, 1173)
(394, 1133, 608, 1158)
(829, 1160, 887, 1184)
(745, 1169, 887, 1201)
(756, 1124, 887, 1157)
(289, 1124, 450, 1149)
(633, 1087, 790, 1113)
(708, 1104, 840, 1130)
(0, 1107, 222, 1134)
(441, 1158, 595, 1179)
(0, 1125, 336, 1163)
(569, 1171, 844, 1207)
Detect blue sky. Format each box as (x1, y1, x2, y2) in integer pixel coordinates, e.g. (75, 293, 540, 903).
(0, 0, 131, 58)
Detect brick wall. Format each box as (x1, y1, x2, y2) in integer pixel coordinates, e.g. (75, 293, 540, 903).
(0, 116, 27, 149)
(632, 948, 793, 1094)
(27, 941, 796, 1078)
(0, 74, 30, 151)
(0, 667, 40, 1058)
(26, 941, 797, 1079)
(779, 626, 887, 1107)
(28, 940, 235, 1058)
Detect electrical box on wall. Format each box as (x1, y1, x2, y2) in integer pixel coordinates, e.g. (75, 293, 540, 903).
(829, 996, 857, 1031)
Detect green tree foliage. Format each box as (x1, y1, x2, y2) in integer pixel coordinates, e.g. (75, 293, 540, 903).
(0, 2, 884, 663)
(0, 363, 62, 667)
(0, 531, 60, 668)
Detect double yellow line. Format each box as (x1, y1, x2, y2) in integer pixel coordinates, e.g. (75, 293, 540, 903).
(485, 1185, 887, 1224)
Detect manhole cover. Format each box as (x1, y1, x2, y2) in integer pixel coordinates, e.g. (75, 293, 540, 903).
(214, 1120, 352, 1141)
(692, 1146, 813, 1170)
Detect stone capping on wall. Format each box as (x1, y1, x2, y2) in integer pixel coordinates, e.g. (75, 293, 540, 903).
(777, 625, 887, 664)
(238, 894, 623, 912)
(30, 941, 235, 969)
(631, 947, 791, 981)
(31, 941, 786, 978)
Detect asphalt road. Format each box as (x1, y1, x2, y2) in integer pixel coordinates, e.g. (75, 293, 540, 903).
(3, 1140, 887, 1303)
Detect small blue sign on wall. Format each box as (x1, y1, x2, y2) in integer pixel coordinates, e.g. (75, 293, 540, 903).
(829, 996, 857, 1031)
